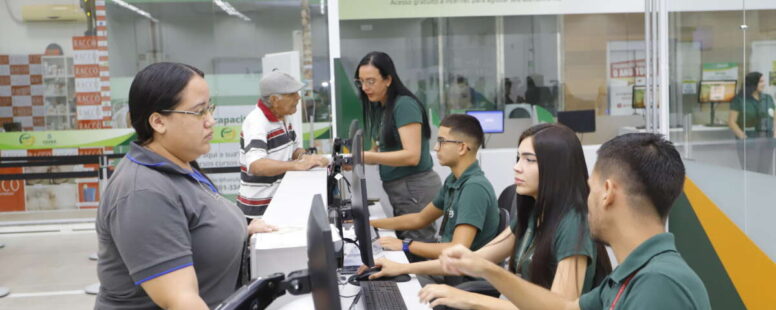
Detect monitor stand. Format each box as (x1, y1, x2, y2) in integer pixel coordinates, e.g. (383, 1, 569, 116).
(707, 102, 716, 127)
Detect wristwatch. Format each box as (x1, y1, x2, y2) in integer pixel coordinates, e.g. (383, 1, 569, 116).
(402, 238, 414, 254)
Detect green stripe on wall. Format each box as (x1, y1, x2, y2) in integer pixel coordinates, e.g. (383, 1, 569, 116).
(334, 58, 374, 149)
(669, 193, 746, 310)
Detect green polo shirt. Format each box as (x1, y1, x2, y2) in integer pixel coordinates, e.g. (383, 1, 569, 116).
(730, 93, 775, 135)
(368, 96, 434, 182)
(579, 233, 710, 310)
(511, 210, 598, 292)
(431, 161, 499, 251)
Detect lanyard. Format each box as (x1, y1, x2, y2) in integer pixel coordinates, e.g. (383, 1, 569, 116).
(609, 270, 639, 310)
(438, 187, 455, 235)
(512, 208, 538, 273)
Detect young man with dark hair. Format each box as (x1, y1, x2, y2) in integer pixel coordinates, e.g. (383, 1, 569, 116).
(430, 133, 711, 310)
(371, 114, 499, 262)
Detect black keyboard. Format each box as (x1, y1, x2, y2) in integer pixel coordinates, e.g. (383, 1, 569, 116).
(360, 280, 408, 310)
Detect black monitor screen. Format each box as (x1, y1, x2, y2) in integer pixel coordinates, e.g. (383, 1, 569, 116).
(557, 110, 596, 133)
(307, 194, 342, 310)
(350, 129, 375, 267)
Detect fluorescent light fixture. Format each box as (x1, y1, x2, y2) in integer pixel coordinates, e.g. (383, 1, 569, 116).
(213, 0, 251, 22)
(110, 0, 158, 23)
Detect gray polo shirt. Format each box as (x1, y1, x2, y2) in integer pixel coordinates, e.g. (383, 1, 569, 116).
(95, 142, 247, 309)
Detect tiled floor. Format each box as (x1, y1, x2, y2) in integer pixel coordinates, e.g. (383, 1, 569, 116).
(0, 211, 99, 310)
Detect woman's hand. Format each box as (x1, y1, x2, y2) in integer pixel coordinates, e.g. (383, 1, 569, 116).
(363, 151, 378, 165)
(247, 219, 278, 234)
(418, 284, 478, 309)
(378, 236, 403, 251)
(439, 244, 494, 278)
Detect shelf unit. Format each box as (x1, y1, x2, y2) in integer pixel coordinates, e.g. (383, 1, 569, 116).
(42, 56, 76, 130)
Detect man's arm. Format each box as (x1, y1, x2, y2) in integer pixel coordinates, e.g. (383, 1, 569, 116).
(407, 224, 478, 258)
(248, 157, 316, 176)
(371, 203, 442, 231)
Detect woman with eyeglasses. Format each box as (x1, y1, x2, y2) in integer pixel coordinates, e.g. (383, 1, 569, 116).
(369, 124, 612, 310)
(95, 62, 275, 309)
(355, 52, 442, 254)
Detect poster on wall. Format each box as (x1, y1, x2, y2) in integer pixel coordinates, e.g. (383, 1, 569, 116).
(750, 41, 776, 95)
(197, 105, 253, 199)
(606, 41, 645, 116)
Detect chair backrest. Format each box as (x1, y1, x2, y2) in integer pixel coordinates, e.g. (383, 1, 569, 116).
(497, 184, 518, 219)
(498, 208, 509, 233)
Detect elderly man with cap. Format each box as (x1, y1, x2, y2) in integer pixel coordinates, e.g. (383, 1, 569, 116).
(238, 70, 329, 217)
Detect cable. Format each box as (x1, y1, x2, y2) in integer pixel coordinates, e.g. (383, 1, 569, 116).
(348, 290, 362, 310)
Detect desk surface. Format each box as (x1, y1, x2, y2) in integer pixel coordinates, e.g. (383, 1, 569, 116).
(268, 250, 424, 310)
(261, 168, 328, 227)
(250, 169, 425, 309)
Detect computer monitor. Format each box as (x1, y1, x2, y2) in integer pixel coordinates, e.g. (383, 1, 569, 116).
(350, 129, 375, 267)
(698, 80, 737, 103)
(632, 85, 645, 109)
(465, 110, 504, 133)
(557, 110, 596, 133)
(307, 194, 342, 310)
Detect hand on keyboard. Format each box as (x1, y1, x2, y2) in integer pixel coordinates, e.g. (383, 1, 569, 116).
(418, 284, 477, 309)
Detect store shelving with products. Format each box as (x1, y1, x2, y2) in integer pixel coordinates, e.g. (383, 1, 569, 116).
(42, 56, 76, 130)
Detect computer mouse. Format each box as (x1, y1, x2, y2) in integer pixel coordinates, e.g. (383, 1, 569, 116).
(347, 267, 411, 286)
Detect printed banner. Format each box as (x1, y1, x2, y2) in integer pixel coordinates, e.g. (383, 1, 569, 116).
(606, 41, 645, 115)
(0, 128, 135, 150)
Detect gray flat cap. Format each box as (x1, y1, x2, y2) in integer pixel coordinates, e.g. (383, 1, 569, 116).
(259, 70, 305, 96)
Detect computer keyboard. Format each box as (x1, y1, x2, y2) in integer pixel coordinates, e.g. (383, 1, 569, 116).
(360, 280, 408, 310)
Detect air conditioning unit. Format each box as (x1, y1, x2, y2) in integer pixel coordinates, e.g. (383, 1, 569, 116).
(21, 4, 87, 22)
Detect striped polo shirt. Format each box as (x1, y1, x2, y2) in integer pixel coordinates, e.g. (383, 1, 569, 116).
(238, 99, 300, 217)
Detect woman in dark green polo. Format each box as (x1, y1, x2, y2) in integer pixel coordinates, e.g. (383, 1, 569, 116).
(370, 124, 612, 309)
(727, 71, 776, 174)
(355, 51, 442, 246)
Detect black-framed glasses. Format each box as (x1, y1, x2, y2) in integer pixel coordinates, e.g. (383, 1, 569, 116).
(436, 137, 465, 145)
(354, 78, 378, 89)
(161, 104, 216, 119)
(435, 137, 471, 150)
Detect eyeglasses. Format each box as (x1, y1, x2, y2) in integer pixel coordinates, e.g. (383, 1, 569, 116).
(435, 137, 472, 150)
(354, 78, 379, 89)
(161, 104, 216, 119)
(436, 137, 464, 145)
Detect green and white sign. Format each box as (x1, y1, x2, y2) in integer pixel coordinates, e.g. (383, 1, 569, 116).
(0, 126, 246, 150)
(0, 129, 136, 150)
(702, 62, 738, 81)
